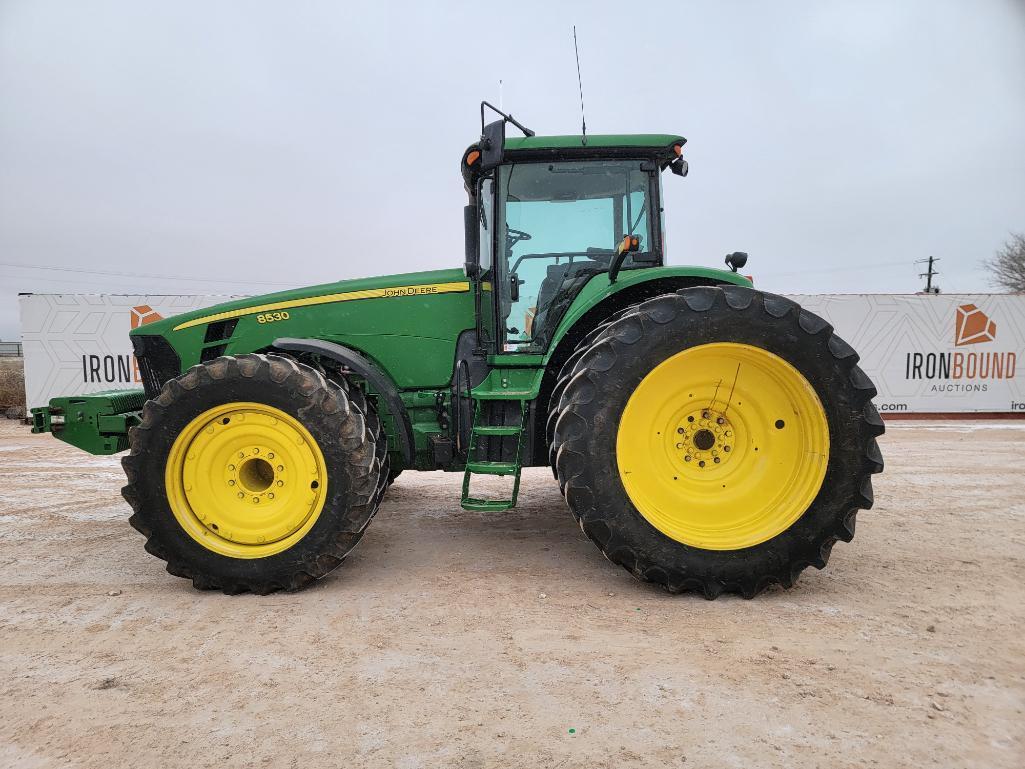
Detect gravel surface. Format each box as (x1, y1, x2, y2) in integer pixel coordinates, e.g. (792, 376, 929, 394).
(1, 419, 1023, 768)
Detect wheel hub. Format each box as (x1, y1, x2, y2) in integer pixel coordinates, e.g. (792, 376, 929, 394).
(228, 449, 284, 504)
(675, 408, 735, 470)
(692, 428, 716, 451)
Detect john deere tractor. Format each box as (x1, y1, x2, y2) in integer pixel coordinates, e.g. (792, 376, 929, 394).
(31, 104, 884, 597)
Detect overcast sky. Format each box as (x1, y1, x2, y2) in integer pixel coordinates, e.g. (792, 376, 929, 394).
(1, 0, 1024, 340)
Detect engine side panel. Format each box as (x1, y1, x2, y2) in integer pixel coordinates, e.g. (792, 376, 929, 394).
(132, 268, 478, 390)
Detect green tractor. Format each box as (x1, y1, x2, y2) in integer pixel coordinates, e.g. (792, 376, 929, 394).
(31, 105, 884, 597)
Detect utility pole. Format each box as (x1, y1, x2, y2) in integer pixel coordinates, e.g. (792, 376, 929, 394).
(916, 256, 940, 294)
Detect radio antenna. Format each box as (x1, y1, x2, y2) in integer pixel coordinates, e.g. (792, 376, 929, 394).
(573, 25, 587, 145)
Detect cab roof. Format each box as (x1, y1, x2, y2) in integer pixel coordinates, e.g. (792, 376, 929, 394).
(504, 133, 685, 153)
(460, 132, 687, 190)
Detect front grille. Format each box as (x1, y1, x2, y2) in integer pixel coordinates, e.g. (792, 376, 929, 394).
(204, 318, 238, 343)
(200, 344, 227, 363)
(132, 335, 181, 398)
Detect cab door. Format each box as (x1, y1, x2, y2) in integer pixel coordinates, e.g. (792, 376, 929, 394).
(494, 160, 654, 354)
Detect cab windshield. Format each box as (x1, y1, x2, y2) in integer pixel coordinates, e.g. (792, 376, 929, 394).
(496, 160, 654, 352)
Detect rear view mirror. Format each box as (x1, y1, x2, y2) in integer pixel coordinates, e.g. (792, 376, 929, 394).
(480, 119, 506, 171)
(617, 234, 640, 256)
(463, 204, 479, 277)
(608, 235, 641, 284)
(725, 251, 748, 272)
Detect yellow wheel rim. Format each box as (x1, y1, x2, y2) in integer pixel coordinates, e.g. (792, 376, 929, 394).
(616, 343, 829, 550)
(165, 402, 327, 559)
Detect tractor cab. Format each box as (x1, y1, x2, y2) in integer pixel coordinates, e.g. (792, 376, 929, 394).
(461, 103, 687, 356)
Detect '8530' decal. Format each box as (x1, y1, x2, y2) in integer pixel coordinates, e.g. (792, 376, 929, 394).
(256, 311, 290, 324)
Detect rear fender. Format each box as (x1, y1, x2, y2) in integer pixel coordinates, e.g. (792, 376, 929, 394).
(543, 266, 752, 365)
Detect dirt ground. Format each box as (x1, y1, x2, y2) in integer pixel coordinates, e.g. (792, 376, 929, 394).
(0, 419, 1023, 769)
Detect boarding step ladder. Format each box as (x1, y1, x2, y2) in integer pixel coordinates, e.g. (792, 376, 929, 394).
(460, 385, 530, 512)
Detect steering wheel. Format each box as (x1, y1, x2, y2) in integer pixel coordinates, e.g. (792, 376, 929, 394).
(506, 227, 532, 251)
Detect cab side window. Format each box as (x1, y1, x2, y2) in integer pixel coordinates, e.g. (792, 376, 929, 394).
(478, 177, 494, 278)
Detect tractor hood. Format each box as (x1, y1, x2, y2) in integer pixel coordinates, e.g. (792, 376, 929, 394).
(129, 267, 478, 392)
(132, 268, 471, 339)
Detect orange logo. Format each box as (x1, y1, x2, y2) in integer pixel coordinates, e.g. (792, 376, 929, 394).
(130, 305, 163, 329)
(954, 304, 996, 346)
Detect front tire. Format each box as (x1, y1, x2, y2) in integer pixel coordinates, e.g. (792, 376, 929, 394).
(334, 375, 392, 507)
(550, 286, 884, 598)
(122, 354, 380, 594)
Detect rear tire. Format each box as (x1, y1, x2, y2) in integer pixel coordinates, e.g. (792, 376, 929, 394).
(546, 305, 641, 474)
(550, 286, 884, 598)
(122, 353, 380, 594)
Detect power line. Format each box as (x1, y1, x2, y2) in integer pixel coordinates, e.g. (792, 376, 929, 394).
(0, 260, 293, 287)
(0, 269, 247, 293)
(0, 267, 252, 290)
(759, 260, 910, 278)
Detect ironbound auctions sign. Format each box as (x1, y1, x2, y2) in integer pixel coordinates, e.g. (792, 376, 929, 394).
(19, 294, 241, 410)
(790, 294, 1024, 414)
(18, 291, 1025, 414)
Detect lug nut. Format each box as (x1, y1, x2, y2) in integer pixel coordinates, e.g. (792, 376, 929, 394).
(698, 460, 706, 468)
(717, 417, 725, 425)
(724, 445, 731, 452)
(228, 480, 235, 486)
(714, 457, 720, 464)
(684, 455, 692, 462)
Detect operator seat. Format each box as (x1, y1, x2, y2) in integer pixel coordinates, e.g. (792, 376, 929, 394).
(531, 259, 603, 342)
(533, 262, 573, 323)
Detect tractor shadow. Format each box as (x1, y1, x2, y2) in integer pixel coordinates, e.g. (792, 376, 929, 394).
(339, 469, 827, 602)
